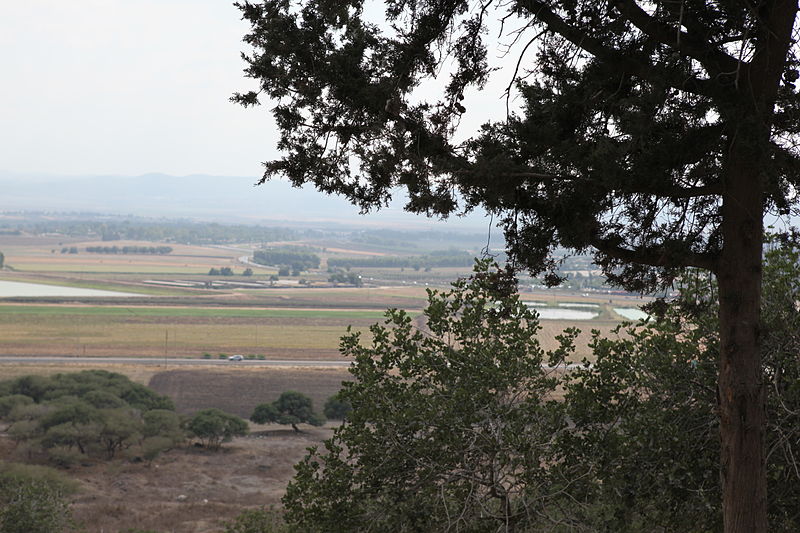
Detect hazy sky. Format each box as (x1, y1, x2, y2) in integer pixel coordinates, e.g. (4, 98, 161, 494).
(1, 0, 277, 177)
(0, 1, 516, 180)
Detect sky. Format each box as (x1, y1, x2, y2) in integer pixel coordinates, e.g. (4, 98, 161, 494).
(0, 0, 277, 178)
(0, 1, 517, 180)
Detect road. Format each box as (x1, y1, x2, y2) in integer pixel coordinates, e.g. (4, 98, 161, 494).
(0, 356, 352, 367)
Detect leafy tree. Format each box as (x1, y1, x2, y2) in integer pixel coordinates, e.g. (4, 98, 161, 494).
(243, 267, 254, 276)
(235, 2, 800, 529)
(250, 391, 324, 432)
(0, 251, 4, 268)
(283, 262, 575, 531)
(0, 395, 33, 418)
(560, 237, 800, 531)
(322, 393, 352, 420)
(97, 407, 143, 459)
(143, 409, 183, 442)
(187, 408, 248, 450)
(208, 268, 221, 276)
(0, 477, 73, 533)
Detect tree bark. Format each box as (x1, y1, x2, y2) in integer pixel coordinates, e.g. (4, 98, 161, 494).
(717, 155, 766, 533)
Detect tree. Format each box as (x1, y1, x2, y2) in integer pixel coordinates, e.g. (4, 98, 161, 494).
(283, 263, 575, 531)
(0, 251, 4, 269)
(559, 237, 800, 531)
(322, 393, 352, 420)
(243, 267, 254, 276)
(250, 391, 324, 432)
(187, 408, 248, 450)
(235, 3, 800, 530)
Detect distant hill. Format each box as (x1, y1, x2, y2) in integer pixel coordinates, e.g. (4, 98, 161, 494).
(0, 171, 489, 231)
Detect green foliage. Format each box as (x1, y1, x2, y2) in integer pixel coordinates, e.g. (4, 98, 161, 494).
(17, 218, 301, 245)
(0, 476, 73, 533)
(282, 248, 800, 531)
(250, 403, 280, 425)
(187, 409, 248, 450)
(0, 395, 33, 418)
(0, 251, 4, 268)
(251, 392, 324, 432)
(322, 393, 351, 420)
(328, 252, 473, 270)
(0, 463, 79, 496)
(143, 409, 183, 441)
(252, 249, 320, 271)
(327, 271, 362, 287)
(284, 261, 575, 531)
(223, 507, 287, 533)
(559, 239, 800, 531)
(0, 371, 177, 463)
(85, 245, 172, 255)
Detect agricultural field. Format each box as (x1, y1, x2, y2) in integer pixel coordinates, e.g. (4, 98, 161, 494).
(0, 231, 648, 362)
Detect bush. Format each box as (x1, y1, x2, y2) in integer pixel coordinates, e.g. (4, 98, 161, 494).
(187, 409, 248, 450)
(223, 507, 287, 533)
(0, 477, 74, 533)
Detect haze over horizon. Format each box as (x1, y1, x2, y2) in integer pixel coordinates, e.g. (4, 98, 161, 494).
(0, 1, 504, 230)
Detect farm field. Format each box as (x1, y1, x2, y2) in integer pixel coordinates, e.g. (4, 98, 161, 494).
(0, 233, 648, 362)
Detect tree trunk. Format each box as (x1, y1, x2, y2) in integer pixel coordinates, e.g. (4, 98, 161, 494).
(717, 157, 766, 533)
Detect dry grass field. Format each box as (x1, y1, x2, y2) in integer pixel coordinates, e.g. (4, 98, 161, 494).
(1, 238, 271, 276)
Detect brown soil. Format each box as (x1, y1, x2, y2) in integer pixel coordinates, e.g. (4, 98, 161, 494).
(148, 367, 352, 419)
(1, 427, 332, 532)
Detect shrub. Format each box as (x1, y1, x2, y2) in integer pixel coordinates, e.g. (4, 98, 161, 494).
(187, 409, 248, 450)
(0, 477, 73, 533)
(223, 507, 287, 533)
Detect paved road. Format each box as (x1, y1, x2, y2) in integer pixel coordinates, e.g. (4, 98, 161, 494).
(0, 356, 352, 367)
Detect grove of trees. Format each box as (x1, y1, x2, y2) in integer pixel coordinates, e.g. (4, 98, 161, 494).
(0, 370, 180, 464)
(235, 2, 800, 530)
(252, 249, 321, 273)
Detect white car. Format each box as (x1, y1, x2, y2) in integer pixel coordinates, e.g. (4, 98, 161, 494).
(228, 354, 244, 361)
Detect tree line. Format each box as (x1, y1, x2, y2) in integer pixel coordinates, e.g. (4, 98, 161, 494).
(252, 249, 321, 272)
(6, 218, 305, 245)
(327, 252, 475, 270)
(84, 246, 173, 255)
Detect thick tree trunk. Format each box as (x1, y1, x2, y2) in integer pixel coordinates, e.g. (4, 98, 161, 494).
(717, 159, 766, 533)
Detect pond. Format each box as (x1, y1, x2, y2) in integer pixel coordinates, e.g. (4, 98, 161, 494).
(613, 307, 649, 321)
(524, 303, 599, 320)
(0, 280, 140, 298)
